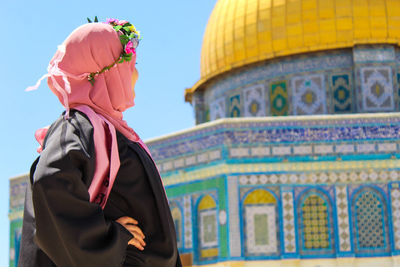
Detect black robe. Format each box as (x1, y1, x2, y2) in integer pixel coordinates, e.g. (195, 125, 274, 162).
(18, 110, 181, 267)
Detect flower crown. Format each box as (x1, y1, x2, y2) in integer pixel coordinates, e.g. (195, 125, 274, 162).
(86, 16, 141, 85)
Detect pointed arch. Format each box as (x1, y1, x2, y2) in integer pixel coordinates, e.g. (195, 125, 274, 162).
(197, 194, 219, 260)
(243, 188, 279, 256)
(170, 201, 183, 249)
(297, 189, 335, 256)
(352, 187, 389, 254)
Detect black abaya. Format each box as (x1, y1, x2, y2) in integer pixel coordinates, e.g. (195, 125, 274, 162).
(18, 110, 181, 267)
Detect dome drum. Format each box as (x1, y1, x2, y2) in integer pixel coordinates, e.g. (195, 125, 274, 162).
(192, 44, 400, 124)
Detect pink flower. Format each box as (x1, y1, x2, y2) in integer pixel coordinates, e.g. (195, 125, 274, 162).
(106, 18, 119, 24)
(117, 20, 129, 25)
(124, 40, 136, 54)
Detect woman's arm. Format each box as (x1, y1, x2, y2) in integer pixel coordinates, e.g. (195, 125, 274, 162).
(31, 112, 135, 267)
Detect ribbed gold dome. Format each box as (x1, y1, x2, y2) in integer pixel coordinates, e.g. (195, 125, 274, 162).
(185, 0, 400, 101)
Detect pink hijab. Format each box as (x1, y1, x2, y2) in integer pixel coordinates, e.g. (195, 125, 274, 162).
(30, 23, 152, 208)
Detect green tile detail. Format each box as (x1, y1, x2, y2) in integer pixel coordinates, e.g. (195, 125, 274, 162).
(203, 213, 218, 243)
(205, 108, 210, 122)
(332, 74, 352, 113)
(255, 214, 269, 246)
(166, 177, 228, 257)
(270, 81, 289, 116)
(10, 219, 23, 267)
(229, 94, 241, 117)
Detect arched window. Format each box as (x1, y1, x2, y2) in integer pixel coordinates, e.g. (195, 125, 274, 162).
(243, 189, 279, 256)
(170, 202, 183, 249)
(198, 195, 218, 260)
(352, 188, 389, 253)
(299, 192, 334, 255)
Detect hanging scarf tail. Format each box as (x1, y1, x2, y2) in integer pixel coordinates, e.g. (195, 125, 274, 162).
(74, 105, 120, 209)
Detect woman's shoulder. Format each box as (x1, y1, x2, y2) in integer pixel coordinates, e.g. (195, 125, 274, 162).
(42, 110, 94, 155)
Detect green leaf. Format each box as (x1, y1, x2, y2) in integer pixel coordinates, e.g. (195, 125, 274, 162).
(123, 23, 130, 27)
(129, 33, 135, 39)
(118, 57, 124, 64)
(123, 26, 131, 32)
(114, 25, 122, 31)
(87, 17, 92, 23)
(119, 35, 129, 45)
(123, 53, 132, 62)
(94, 16, 98, 22)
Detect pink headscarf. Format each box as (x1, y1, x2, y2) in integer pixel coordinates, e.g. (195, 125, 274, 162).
(29, 23, 153, 208)
(48, 23, 137, 135)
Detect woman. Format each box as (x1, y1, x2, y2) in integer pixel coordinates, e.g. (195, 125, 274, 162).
(18, 20, 181, 267)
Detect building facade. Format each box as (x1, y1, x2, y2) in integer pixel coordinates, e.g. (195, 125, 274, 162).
(148, 114, 400, 266)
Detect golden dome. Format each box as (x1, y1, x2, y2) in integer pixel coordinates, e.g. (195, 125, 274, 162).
(185, 0, 400, 101)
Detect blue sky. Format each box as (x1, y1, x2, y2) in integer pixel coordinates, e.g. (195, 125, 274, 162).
(0, 0, 216, 265)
